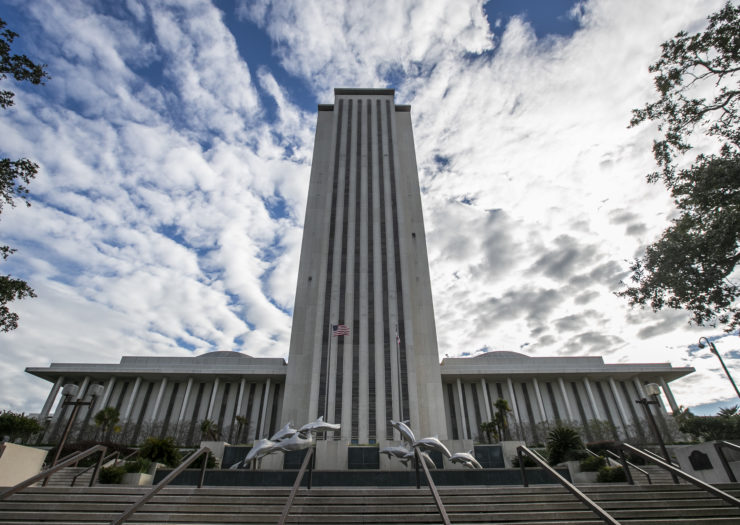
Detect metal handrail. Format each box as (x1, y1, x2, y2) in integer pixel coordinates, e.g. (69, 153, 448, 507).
(109, 446, 211, 525)
(414, 449, 451, 525)
(714, 441, 740, 482)
(0, 444, 107, 500)
(278, 447, 315, 525)
(516, 445, 620, 525)
(585, 448, 652, 485)
(71, 448, 138, 486)
(618, 443, 740, 508)
(603, 450, 651, 484)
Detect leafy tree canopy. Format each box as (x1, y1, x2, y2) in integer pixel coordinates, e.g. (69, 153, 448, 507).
(0, 17, 48, 332)
(0, 409, 42, 441)
(620, 3, 740, 330)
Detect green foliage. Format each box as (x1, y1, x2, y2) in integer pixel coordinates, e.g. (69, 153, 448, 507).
(718, 405, 739, 417)
(0, 410, 42, 441)
(511, 454, 538, 468)
(622, 3, 740, 330)
(493, 398, 512, 441)
(0, 17, 47, 332)
(98, 465, 125, 484)
(677, 413, 740, 441)
(189, 451, 217, 469)
(138, 437, 182, 467)
(580, 454, 607, 472)
(479, 421, 498, 443)
(124, 457, 151, 474)
(546, 425, 584, 465)
(597, 465, 626, 483)
(93, 407, 120, 440)
(199, 419, 220, 441)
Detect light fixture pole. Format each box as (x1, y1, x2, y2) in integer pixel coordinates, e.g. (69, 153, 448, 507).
(45, 383, 104, 484)
(699, 336, 740, 400)
(635, 382, 678, 484)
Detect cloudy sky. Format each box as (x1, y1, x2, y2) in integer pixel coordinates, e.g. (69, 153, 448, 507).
(1, 0, 737, 415)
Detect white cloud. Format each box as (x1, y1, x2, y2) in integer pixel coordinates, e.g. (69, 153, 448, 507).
(1, 0, 736, 415)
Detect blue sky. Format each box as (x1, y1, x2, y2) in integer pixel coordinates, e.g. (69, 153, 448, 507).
(0, 0, 738, 416)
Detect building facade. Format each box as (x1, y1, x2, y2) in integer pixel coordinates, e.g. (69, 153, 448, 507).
(25, 89, 694, 466)
(282, 88, 445, 446)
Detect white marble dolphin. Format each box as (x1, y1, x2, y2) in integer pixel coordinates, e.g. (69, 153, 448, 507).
(244, 438, 280, 463)
(380, 445, 411, 461)
(270, 422, 297, 442)
(276, 431, 314, 452)
(389, 419, 415, 444)
(412, 436, 451, 458)
(298, 415, 341, 434)
(450, 450, 482, 469)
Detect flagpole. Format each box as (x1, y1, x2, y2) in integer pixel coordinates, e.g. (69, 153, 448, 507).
(396, 323, 404, 422)
(325, 322, 332, 422)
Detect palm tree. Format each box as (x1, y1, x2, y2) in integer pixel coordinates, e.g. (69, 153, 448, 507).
(200, 419, 220, 441)
(93, 407, 120, 441)
(493, 398, 512, 441)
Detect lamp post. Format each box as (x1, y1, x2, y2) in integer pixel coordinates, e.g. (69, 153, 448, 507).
(635, 382, 678, 484)
(698, 336, 740, 400)
(46, 383, 104, 475)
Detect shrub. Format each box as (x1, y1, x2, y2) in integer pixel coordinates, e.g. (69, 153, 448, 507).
(189, 451, 217, 469)
(597, 466, 626, 483)
(580, 455, 607, 472)
(139, 437, 182, 467)
(124, 457, 152, 474)
(0, 410, 42, 442)
(546, 426, 584, 465)
(98, 465, 126, 484)
(511, 454, 538, 468)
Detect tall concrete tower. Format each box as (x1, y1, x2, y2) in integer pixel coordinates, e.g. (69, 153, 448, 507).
(283, 88, 446, 456)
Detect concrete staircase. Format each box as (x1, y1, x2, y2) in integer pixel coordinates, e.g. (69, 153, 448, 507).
(38, 466, 93, 487)
(1, 483, 740, 524)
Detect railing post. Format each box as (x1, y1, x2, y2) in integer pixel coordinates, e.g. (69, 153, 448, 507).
(617, 447, 634, 485)
(198, 450, 209, 488)
(89, 446, 107, 487)
(517, 447, 528, 487)
(307, 448, 313, 490)
(714, 442, 738, 482)
(415, 449, 421, 489)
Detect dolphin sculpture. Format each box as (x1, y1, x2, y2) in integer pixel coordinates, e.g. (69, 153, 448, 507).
(244, 438, 280, 463)
(298, 415, 341, 434)
(450, 450, 482, 469)
(389, 419, 415, 444)
(380, 445, 411, 461)
(276, 431, 314, 452)
(412, 436, 451, 458)
(270, 422, 297, 442)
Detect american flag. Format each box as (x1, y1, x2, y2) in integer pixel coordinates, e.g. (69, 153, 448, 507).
(332, 324, 350, 336)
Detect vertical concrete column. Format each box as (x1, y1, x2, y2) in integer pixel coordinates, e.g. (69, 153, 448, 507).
(76, 377, 91, 400)
(456, 379, 468, 440)
(660, 377, 679, 413)
(480, 378, 492, 422)
(507, 378, 522, 426)
(206, 378, 220, 420)
(557, 377, 574, 421)
(177, 378, 194, 425)
(38, 376, 64, 421)
(258, 379, 271, 439)
(123, 377, 142, 422)
(583, 377, 603, 420)
(532, 378, 547, 423)
(97, 377, 116, 412)
(151, 377, 168, 423)
(632, 378, 646, 399)
(608, 377, 630, 428)
(235, 378, 246, 416)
